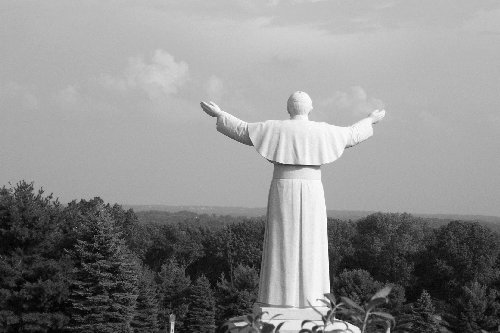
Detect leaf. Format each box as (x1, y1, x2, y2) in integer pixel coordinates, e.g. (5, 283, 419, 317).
(324, 293, 336, 305)
(371, 311, 396, 325)
(254, 311, 267, 322)
(329, 319, 349, 328)
(317, 299, 332, 307)
(269, 314, 282, 321)
(365, 297, 387, 311)
(370, 286, 392, 301)
(275, 322, 285, 332)
(261, 323, 275, 333)
(311, 325, 321, 332)
(227, 316, 249, 323)
(298, 329, 313, 333)
(302, 320, 314, 327)
(308, 300, 326, 317)
(340, 296, 364, 312)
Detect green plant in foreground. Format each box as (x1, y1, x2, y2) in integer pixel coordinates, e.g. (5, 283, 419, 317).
(221, 287, 394, 333)
(336, 285, 395, 333)
(223, 312, 284, 333)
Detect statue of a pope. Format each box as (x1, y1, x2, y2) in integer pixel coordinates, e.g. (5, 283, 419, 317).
(200, 91, 385, 308)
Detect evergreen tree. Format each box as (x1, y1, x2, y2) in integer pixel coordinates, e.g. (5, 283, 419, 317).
(0, 181, 69, 332)
(131, 265, 159, 333)
(67, 200, 139, 333)
(184, 275, 216, 333)
(395, 290, 440, 333)
(215, 264, 258, 327)
(453, 282, 500, 333)
(157, 259, 191, 332)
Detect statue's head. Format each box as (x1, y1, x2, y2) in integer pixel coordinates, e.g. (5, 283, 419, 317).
(287, 91, 313, 116)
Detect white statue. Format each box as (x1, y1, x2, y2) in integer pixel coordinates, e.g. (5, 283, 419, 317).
(200, 91, 385, 309)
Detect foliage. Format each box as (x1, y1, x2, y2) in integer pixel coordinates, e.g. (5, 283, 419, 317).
(191, 220, 265, 285)
(223, 287, 394, 333)
(353, 213, 430, 290)
(131, 265, 160, 332)
(184, 275, 216, 333)
(157, 259, 191, 332)
(215, 264, 259, 328)
(332, 269, 406, 313)
(2, 181, 500, 332)
(66, 200, 139, 333)
(0, 181, 70, 332)
(417, 221, 500, 300)
(327, 219, 356, 277)
(452, 281, 500, 332)
(394, 290, 440, 333)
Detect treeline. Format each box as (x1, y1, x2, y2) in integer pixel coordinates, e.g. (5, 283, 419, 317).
(0, 181, 499, 333)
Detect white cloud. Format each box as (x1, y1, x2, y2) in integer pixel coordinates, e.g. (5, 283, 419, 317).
(323, 86, 385, 117)
(100, 50, 189, 99)
(205, 75, 225, 101)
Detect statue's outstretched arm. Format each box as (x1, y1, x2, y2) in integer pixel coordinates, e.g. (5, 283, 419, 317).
(200, 101, 253, 146)
(345, 109, 386, 148)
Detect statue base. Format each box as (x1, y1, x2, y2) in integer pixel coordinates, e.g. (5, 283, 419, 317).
(226, 303, 360, 333)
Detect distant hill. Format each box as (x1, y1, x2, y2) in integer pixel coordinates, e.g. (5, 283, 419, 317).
(124, 204, 500, 233)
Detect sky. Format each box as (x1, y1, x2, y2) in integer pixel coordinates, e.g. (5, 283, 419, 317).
(1, 0, 500, 216)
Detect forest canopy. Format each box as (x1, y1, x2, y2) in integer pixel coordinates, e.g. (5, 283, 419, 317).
(0, 181, 499, 333)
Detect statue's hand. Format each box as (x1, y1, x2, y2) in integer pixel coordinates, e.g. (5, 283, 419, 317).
(369, 109, 386, 124)
(200, 101, 223, 118)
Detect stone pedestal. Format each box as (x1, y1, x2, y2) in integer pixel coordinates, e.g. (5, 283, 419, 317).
(226, 303, 360, 333)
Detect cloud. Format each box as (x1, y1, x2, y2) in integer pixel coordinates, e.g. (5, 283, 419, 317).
(0, 82, 39, 110)
(205, 75, 225, 101)
(323, 86, 385, 116)
(100, 50, 189, 99)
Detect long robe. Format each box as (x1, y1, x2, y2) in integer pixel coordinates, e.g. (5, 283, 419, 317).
(216, 112, 373, 308)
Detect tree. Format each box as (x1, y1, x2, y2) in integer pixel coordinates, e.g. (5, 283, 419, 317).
(353, 213, 430, 289)
(215, 264, 259, 327)
(131, 265, 159, 333)
(184, 275, 216, 333)
(453, 282, 500, 333)
(67, 200, 139, 333)
(157, 259, 191, 332)
(395, 290, 440, 333)
(190, 219, 264, 285)
(0, 181, 69, 332)
(417, 221, 500, 300)
(332, 269, 406, 313)
(327, 219, 356, 277)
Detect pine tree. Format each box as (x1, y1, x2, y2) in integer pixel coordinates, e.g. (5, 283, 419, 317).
(0, 181, 69, 332)
(157, 259, 191, 332)
(412, 290, 440, 332)
(131, 265, 159, 332)
(453, 281, 500, 332)
(395, 290, 440, 333)
(184, 275, 216, 333)
(67, 201, 139, 333)
(215, 264, 258, 327)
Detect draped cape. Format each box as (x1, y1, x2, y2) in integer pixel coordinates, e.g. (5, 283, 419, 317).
(247, 120, 353, 166)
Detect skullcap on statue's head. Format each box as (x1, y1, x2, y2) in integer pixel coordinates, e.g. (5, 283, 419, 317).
(287, 91, 313, 116)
